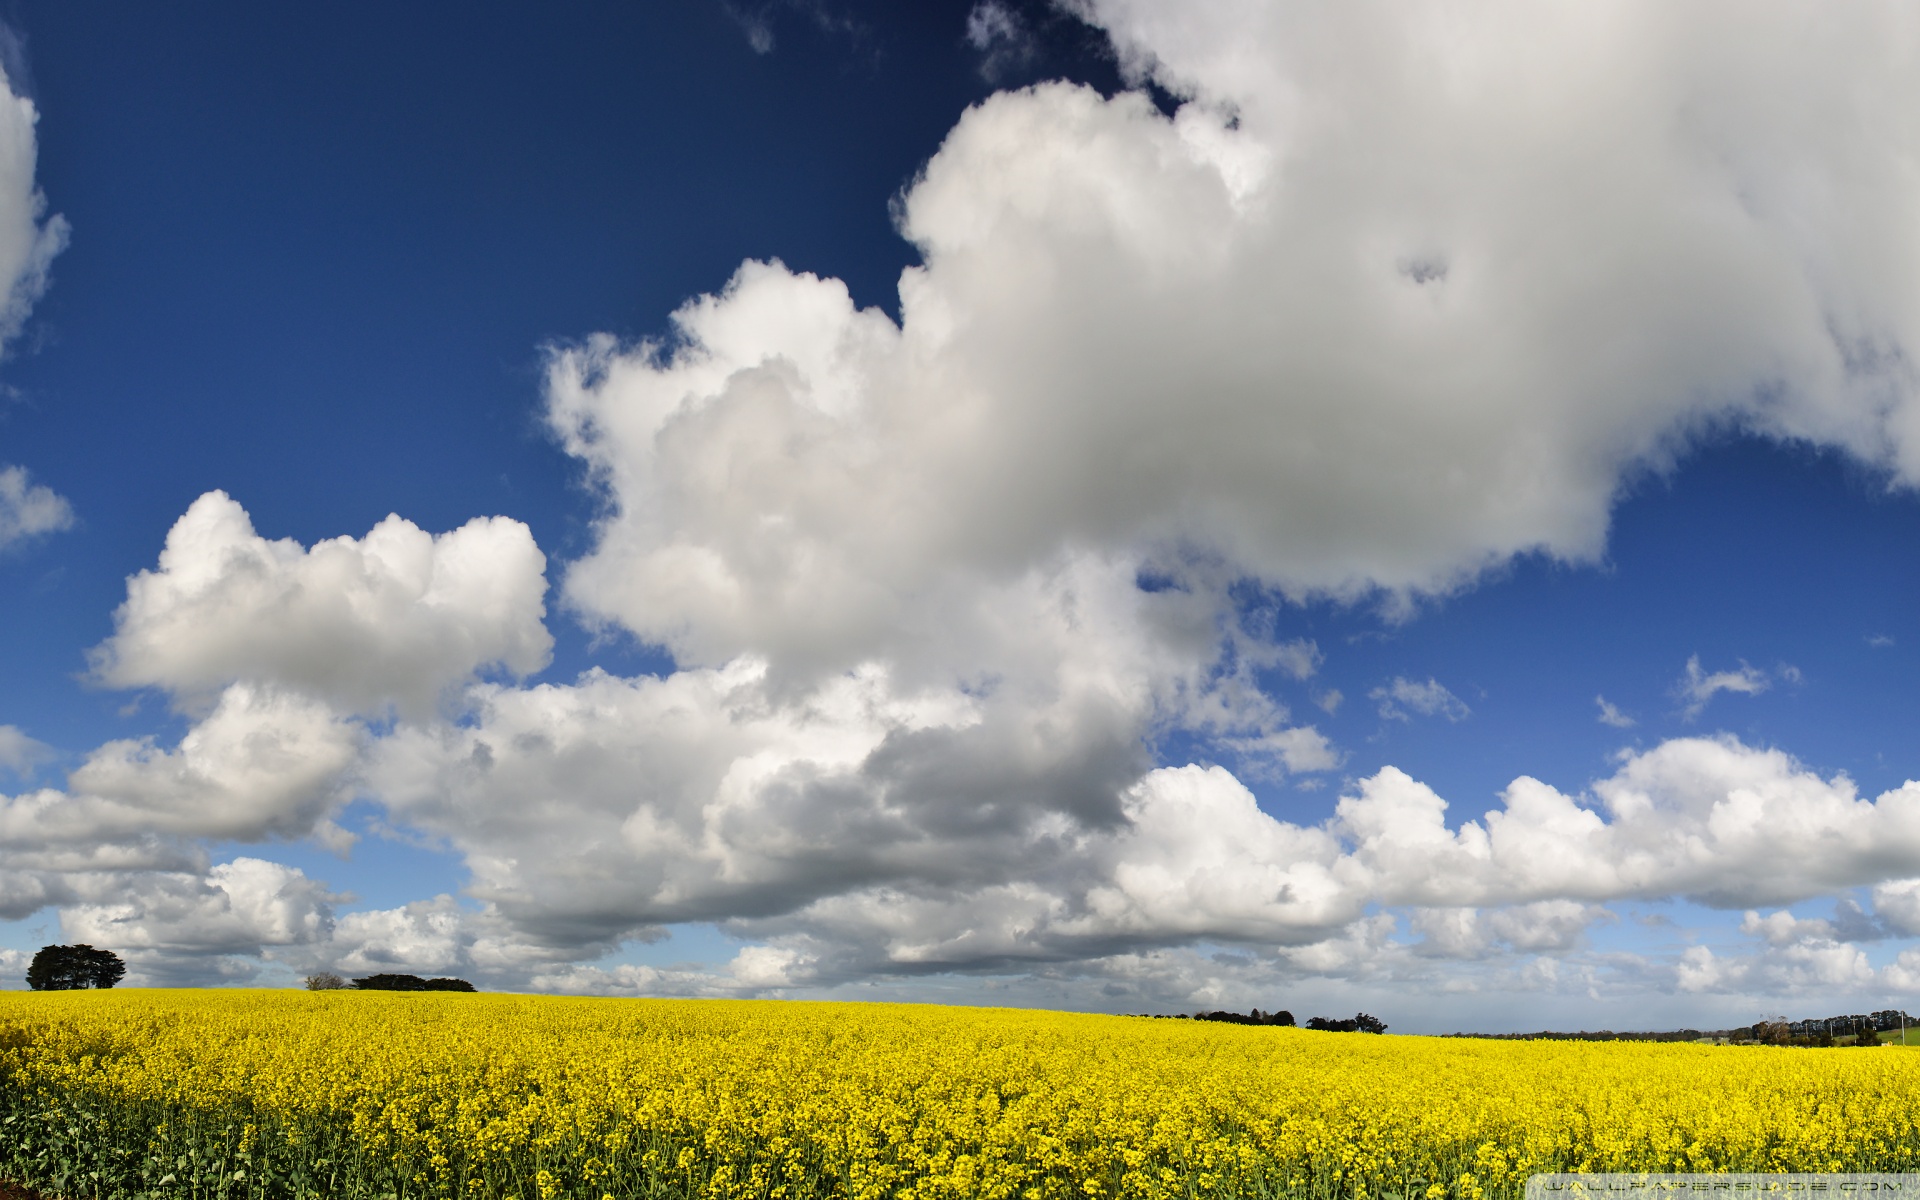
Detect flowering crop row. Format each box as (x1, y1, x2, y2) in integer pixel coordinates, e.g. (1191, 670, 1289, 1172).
(2, 991, 1919, 1200)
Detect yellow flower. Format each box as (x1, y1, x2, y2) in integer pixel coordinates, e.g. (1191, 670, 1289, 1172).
(0, 990, 1917, 1200)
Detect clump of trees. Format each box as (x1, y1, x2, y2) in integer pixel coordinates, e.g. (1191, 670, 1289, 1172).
(305, 971, 477, 992)
(1133, 1007, 1389, 1033)
(1306, 1013, 1388, 1034)
(305, 971, 475, 991)
(351, 973, 476, 992)
(1734, 1017, 1889, 1048)
(1742, 1020, 1831, 1047)
(1195, 1008, 1295, 1027)
(26, 944, 125, 991)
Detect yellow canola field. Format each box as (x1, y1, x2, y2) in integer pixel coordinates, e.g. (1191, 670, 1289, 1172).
(3, 991, 1920, 1200)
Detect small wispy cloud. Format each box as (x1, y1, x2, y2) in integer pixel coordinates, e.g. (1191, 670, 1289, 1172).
(721, 0, 868, 56)
(0, 464, 74, 550)
(1314, 688, 1343, 715)
(964, 1, 1038, 82)
(1223, 725, 1340, 773)
(732, 11, 774, 52)
(1371, 676, 1469, 722)
(1868, 633, 1895, 649)
(1261, 637, 1321, 681)
(964, 1, 1019, 48)
(1594, 694, 1635, 729)
(1675, 655, 1771, 721)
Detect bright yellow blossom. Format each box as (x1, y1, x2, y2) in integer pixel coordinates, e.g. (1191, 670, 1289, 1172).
(0, 991, 1917, 1200)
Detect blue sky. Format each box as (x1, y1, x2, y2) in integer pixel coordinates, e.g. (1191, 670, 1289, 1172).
(2, 1, 1920, 1032)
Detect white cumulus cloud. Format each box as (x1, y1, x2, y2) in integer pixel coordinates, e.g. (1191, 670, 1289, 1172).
(89, 491, 552, 720)
(555, 0, 1920, 661)
(353, 714, 1920, 990)
(0, 497, 558, 943)
(61, 683, 362, 845)
(0, 684, 360, 924)
(63, 858, 340, 956)
(1676, 939, 1878, 996)
(1873, 879, 1920, 936)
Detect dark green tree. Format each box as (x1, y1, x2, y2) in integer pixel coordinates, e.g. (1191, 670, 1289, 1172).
(26, 944, 125, 991)
(352, 973, 429, 991)
(351, 973, 477, 992)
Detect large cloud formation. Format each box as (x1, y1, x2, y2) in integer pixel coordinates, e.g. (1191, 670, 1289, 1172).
(0, 498, 552, 977)
(501, 0, 1920, 984)
(14, 1, 1920, 1008)
(558, 0, 1920, 629)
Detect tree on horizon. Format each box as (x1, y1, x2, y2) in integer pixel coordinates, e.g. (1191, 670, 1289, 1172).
(26, 944, 126, 991)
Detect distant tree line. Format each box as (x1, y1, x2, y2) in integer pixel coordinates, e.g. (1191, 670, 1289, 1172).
(1443, 1029, 1720, 1036)
(304, 972, 476, 992)
(1306, 1013, 1388, 1034)
(25, 944, 125, 991)
(1199, 1008, 1296, 1026)
(1131, 1008, 1387, 1033)
(1732, 1012, 1909, 1048)
(1445, 1029, 1714, 1043)
(1132, 1008, 1293, 1025)
(24, 947, 483, 994)
(1446, 1010, 1913, 1047)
